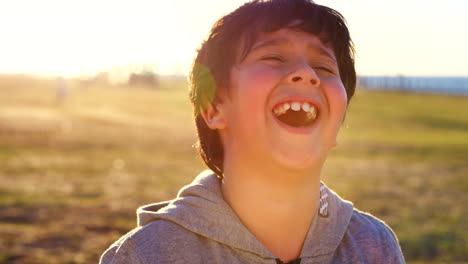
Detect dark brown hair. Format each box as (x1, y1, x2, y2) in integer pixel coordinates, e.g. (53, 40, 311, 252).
(189, 0, 356, 178)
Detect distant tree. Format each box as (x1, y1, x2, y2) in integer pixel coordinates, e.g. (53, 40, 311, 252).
(128, 71, 158, 88)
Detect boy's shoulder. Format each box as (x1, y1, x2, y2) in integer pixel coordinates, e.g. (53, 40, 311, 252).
(337, 208, 405, 263)
(100, 219, 206, 264)
(311, 185, 404, 263)
(349, 208, 397, 238)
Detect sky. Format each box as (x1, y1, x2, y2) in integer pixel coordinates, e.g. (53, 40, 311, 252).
(0, 0, 467, 78)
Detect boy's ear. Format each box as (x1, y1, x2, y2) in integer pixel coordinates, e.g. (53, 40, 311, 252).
(200, 101, 227, 130)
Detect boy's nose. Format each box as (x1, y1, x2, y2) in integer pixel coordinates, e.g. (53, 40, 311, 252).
(287, 63, 320, 87)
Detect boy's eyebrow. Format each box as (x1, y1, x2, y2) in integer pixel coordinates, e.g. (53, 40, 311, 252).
(251, 38, 290, 52)
(314, 45, 337, 63)
(251, 37, 337, 63)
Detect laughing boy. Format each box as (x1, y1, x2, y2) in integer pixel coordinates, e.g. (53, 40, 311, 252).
(101, 0, 405, 263)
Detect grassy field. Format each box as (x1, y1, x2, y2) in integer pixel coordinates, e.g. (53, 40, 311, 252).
(0, 75, 466, 263)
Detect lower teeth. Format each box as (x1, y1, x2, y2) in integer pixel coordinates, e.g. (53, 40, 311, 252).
(306, 111, 317, 120)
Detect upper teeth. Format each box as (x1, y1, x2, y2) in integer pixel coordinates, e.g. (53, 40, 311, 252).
(291, 102, 301, 111)
(273, 101, 317, 119)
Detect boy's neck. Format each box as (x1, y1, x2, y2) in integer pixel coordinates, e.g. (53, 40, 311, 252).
(221, 163, 321, 262)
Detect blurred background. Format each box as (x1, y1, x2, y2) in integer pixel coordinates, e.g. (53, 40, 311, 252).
(0, 0, 467, 263)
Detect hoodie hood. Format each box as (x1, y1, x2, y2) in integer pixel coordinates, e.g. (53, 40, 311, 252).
(137, 170, 354, 260)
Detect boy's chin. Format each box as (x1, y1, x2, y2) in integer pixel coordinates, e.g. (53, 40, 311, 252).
(271, 150, 325, 172)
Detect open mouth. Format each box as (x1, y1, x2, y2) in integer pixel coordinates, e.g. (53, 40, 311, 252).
(272, 101, 318, 127)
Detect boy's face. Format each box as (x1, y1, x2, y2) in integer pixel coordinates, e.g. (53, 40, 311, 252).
(214, 28, 348, 171)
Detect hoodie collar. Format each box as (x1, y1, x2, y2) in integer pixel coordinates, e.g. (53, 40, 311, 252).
(300, 185, 354, 259)
(137, 170, 354, 260)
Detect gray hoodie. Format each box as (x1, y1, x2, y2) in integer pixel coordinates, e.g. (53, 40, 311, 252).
(100, 170, 405, 264)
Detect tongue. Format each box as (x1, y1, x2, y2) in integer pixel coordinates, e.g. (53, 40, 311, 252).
(277, 109, 314, 127)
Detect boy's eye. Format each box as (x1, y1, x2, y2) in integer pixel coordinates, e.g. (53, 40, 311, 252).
(315, 66, 335, 74)
(261, 55, 284, 62)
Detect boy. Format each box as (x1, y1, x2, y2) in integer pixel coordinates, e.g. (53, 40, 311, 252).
(101, 0, 405, 263)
